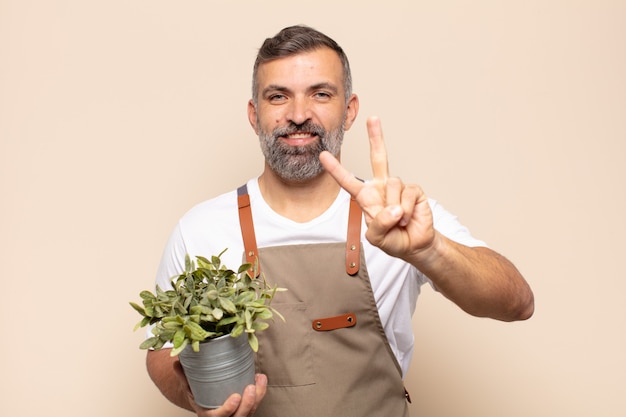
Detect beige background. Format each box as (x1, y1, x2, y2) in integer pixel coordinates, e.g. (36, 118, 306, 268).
(1, 1, 625, 416)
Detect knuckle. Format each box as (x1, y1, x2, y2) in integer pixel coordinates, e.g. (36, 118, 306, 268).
(386, 177, 402, 187)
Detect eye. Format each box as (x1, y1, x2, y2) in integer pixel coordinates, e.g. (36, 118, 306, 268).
(313, 91, 332, 101)
(268, 93, 287, 103)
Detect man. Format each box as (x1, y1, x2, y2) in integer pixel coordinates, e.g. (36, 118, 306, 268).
(145, 25, 534, 417)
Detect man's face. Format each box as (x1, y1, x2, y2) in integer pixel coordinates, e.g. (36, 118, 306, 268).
(248, 47, 358, 182)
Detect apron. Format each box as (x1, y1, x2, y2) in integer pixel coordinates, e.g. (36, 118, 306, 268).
(237, 185, 410, 417)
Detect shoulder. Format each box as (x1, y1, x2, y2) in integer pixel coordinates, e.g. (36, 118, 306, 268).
(180, 189, 237, 225)
(156, 186, 249, 285)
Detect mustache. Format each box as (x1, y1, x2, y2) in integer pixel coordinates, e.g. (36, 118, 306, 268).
(272, 121, 326, 138)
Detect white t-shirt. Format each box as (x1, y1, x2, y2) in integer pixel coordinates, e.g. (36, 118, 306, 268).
(154, 177, 486, 376)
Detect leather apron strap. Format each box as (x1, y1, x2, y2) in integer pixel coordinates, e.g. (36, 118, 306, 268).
(237, 184, 362, 276)
(237, 185, 261, 277)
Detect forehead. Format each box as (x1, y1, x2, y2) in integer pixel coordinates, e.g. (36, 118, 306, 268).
(256, 47, 344, 90)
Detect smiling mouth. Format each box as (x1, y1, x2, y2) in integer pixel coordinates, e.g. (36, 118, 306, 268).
(281, 132, 318, 144)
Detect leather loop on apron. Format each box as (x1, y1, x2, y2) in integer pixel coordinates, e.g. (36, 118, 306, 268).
(312, 312, 357, 331)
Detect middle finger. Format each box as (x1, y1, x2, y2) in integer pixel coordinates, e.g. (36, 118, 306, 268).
(367, 116, 390, 181)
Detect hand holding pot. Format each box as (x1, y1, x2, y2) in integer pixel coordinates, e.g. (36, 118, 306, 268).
(174, 361, 268, 416)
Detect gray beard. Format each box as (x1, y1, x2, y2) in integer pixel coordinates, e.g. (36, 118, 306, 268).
(258, 120, 344, 182)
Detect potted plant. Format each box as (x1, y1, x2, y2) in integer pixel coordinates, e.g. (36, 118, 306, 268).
(130, 249, 285, 408)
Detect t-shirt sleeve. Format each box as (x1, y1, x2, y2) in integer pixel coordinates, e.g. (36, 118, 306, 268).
(154, 221, 188, 291)
(144, 222, 188, 343)
(429, 198, 488, 248)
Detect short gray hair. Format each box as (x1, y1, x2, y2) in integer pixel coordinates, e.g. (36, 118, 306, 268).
(251, 25, 352, 105)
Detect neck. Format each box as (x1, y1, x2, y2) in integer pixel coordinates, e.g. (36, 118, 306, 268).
(258, 167, 341, 223)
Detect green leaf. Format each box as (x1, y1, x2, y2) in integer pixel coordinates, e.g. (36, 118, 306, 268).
(254, 309, 273, 320)
(139, 337, 159, 350)
(189, 305, 203, 315)
(246, 301, 267, 309)
(161, 316, 179, 326)
(170, 338, 188, 357)
(248, 333, 259, 352)
(172, 329, 185, 348)
(244, 309, 253, 330)
(212, 308, 223, 320)
(153, 339, 166, 350)
(184, 321, 208, 341)
(129, 302, 146, 316)
(140, 290, 156, 300)
(217, 316, 240, 326)
(273, 308, 286, 322)
(230, 323, 244, 338)
(133, 316, 152, 331)
(161, 320, 180, 330)
(196, 256, 211, 267)
(252, 321, 270, 332)
(235, 291, 255, 304)
(218, 297, 237, 314)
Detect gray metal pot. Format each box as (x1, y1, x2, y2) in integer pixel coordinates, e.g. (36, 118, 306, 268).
(178, 334, 256, 409)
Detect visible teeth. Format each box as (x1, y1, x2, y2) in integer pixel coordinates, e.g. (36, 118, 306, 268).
(287, 133, 312, 139)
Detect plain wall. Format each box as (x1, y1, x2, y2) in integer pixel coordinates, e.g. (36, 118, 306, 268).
(1, 1, 625, 416)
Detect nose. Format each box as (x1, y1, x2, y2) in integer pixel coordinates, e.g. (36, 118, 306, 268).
(286, 96, 311, 125)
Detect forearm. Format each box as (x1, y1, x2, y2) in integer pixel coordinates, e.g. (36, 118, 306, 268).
(146, 349, 194, 412)
(410, 232, 534, 321)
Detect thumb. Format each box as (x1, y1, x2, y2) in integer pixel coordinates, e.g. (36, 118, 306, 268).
(365, 205, 403, 245)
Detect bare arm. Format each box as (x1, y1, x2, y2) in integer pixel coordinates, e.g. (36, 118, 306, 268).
(409, 233, 534, 321)
(320, 116, 534, 322)
(146, 349, 194, 411)
(146, 349, 267, 416)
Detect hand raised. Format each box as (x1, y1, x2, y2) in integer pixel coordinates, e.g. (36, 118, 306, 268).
(320, 116, 436, 261)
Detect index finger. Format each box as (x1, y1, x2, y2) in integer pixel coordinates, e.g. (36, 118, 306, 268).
(319, 150, 364, 197)
(367, 116, 389, 180)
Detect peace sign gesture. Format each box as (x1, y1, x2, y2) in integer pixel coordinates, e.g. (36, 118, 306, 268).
(320, 116, 437, 263)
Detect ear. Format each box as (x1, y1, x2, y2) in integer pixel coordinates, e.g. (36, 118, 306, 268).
(343, 94, 359, 131)
(247, 99, 259, 134)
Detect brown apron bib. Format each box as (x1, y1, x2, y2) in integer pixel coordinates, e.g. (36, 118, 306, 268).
(237, 185, 410, 417)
